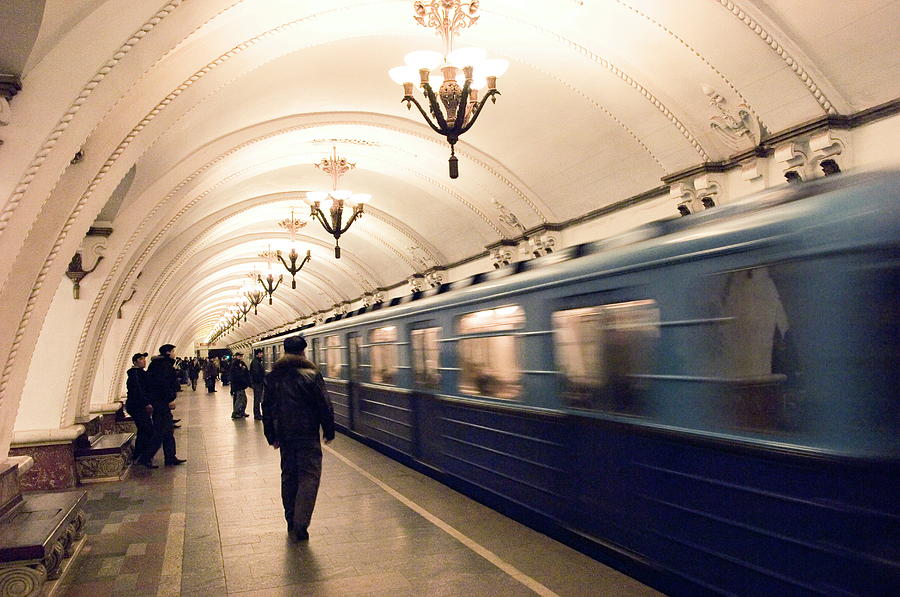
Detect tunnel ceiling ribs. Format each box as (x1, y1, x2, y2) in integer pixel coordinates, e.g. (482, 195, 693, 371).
(0, 0, 897, 433)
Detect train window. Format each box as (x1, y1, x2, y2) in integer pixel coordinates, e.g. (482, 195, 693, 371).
(272, 344, 282, 363)
(369, 326, 398, 385)
(457, 306, 524, 400)
(553, 300, 659, 415)
(411, 326, 441, 388)
(324, 335, 341, 378)
(348, 333, 363, 380)
(701, 266, 803, 435)
(457, 305, 525, 334)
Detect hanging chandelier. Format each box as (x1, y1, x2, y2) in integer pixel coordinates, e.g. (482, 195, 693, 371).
(307, 146, 371, 258)
(276, 207, 312, 288)
(389, 0, 508, 179)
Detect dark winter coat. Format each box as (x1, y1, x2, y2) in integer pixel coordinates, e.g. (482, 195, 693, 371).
(146, 355, 178, 405)
(125, 367, 151, 414)
(230, 359, 251, 392)
(262, 353, 335, 445)
(249, 356, 266, 384)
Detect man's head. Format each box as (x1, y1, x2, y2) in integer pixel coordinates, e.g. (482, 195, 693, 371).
(254, 348, 263, 358)
(234, 351, 244, 360)
(283, 335, 307, 355)
(159, 344, 176, 357)
(132, 352, 148, 368)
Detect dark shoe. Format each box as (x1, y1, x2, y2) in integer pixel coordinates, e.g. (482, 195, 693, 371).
(291, 528, 309, 541)
(172, 419, 181, 423)
(138, 461, 158, 469)
(172, 424, 181, 429)
(164, 458, 186, 466)
(254, 416, 263, 420)
(231, 415, 241, 419)
(241, 413, 250, 417)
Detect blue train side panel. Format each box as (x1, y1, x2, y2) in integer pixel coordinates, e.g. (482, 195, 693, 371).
(257, 171, 900, 596)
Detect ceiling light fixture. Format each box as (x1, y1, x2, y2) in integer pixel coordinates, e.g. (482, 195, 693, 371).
(307, 146, 371, 258)
(389, 0, 508, 178)
(276, 207, 312, 288)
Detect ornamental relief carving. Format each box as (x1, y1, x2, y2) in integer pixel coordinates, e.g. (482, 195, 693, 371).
(703, 84, 762, 151)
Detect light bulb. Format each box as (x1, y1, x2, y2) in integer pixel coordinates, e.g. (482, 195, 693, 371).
(447, 47, 487, 69)
(480, 58, 509, 77)
(404, 50, 443, 71)
(307, 191, 328, 203)
(350, 193, 372, 204)
(389, 65, 417, 85)
(331, 189, 352, 200)
(319, 198, 334, 211)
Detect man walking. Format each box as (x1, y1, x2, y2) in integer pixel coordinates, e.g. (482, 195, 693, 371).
(145, 344, 186, 466)
(263, 335, 334, 541)
(230, 352, 251, 419)
(249, 348, 266, 420)
(125, 352, 156, 468)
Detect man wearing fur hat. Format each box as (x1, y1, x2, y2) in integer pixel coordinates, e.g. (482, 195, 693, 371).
(262, 335, 335, 540)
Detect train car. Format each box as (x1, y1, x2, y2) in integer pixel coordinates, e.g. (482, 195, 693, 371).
(254, 171, 899, 595)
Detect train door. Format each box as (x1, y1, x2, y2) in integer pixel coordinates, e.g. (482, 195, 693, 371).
(410, 321, 442, 463)
(346, 332, 362, 432)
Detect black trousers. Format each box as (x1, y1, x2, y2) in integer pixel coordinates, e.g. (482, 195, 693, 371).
(129, 407, 154, 464)
(146, 403, 177, 462)
(251, 383, 264, 418)
(279, 439, 323, 532)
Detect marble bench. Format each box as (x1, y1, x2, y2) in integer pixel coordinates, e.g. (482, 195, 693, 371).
(74, 432, 134, 483)
(0, 490, 86, 596)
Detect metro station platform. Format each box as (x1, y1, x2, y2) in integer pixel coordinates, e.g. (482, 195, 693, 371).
(54, 386, 661, 597)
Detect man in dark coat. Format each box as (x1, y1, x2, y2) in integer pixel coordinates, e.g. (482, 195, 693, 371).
(144, 344, 186, 465)
(249, 348, 266, 420)
(229, 352, 251, 419)
(263, 335, 335, 540)
(125, 352, 156, 468)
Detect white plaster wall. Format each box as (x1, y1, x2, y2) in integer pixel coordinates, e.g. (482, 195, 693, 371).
(14, 274, 93, 430)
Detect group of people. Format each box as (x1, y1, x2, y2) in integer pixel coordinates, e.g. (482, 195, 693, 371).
(124, 344, 188, 468)
(124, 337, 335, 542)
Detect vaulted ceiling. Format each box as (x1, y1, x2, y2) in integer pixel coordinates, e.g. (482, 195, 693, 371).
(1, 1, 899, 407)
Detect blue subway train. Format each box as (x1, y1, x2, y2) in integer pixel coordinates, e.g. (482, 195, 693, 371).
(254, 171, 899, 595)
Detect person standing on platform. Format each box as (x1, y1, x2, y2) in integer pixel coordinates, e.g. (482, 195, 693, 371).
(263, 335, 335, 541)
(203, 357, 218, 393)
(188, 357, 201, 391)
(249, 348, 266, 420)
(221, 356, 231, 387)
(145, 344, 186, 466)
(229, 352, 251, 419)
(125, 352, 157, 469)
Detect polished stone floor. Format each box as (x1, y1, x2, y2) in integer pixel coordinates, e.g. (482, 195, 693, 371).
(57, 385, 662, 596)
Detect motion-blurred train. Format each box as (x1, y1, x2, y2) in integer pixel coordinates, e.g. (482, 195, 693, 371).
(254, 171, 898, 595)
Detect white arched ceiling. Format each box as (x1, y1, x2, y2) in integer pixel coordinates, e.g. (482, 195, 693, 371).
(1, 0, 899, 444)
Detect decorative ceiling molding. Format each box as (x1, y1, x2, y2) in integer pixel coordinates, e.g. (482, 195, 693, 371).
(487, 9, 712, 162)
(0, 1, 189, 235)
(716, 0, 838, 115)
(614, 0, 766, 132)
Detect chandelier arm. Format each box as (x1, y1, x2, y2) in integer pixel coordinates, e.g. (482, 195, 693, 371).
(276, 253, 291, 271)
(421, 83, 450, 131)
(452, 79, 472, 135)
(312, 209, 336, 234)
(337, 209, 363, 235)
(457, 89, 501, 136)
(404, 96, 446, 135)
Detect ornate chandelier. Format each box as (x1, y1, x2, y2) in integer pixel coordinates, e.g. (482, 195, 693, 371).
(307, 146, 371, 258)
(389, 0, 508, 178)
(276, 207, 312, 288)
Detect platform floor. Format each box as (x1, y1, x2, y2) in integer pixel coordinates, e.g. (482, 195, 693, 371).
(56, 385, 661, 597)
